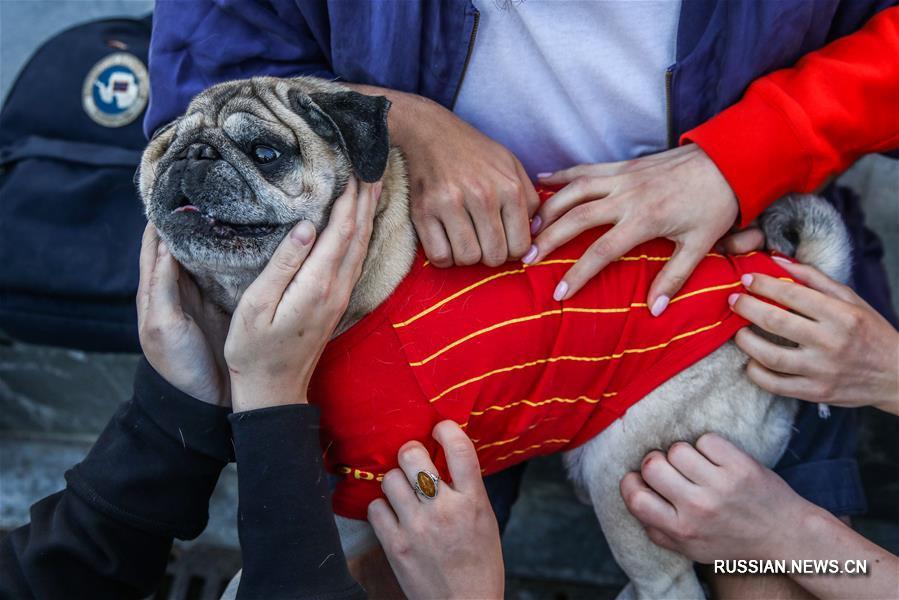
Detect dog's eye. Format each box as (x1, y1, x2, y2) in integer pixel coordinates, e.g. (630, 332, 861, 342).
(252, 145, 281, 164)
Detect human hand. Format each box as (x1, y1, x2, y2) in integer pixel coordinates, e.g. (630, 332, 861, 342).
(731, 261, 899, 414)
(625, 434, 899, 600)
(620, 433, 816, 563)
(392, 94, 537, 268)
(224, 178, 381, 412)
(528, 144, 739, 313)
(368, 421, 504, 600)
(715, 225, 765, 255)
(137, 224, 231, 406)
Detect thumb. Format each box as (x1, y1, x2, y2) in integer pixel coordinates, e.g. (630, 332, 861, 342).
(241, 221, 316, 317)
(647, 243, 705, 317)
(146, 241, 184, 324)
(718, 227, 765, 255)
(137, 224, 161, 320)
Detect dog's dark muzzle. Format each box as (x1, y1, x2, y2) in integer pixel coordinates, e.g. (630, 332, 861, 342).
(157, 144, 282, 240)
(177, 143, 223, 198)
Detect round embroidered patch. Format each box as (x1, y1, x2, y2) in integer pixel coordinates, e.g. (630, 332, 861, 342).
(82, 52, 149, 128)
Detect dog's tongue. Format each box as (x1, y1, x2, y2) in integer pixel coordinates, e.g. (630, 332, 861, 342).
(172, 203, 216, 225)
(167, 203, 275, 239)
(171, 203, 225, 232)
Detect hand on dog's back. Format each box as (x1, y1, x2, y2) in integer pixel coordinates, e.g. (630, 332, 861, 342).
(372, 87, 538, 268)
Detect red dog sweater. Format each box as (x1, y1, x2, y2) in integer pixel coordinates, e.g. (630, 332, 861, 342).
(309, 188, 793, 519)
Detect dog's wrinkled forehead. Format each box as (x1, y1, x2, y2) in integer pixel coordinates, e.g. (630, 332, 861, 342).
(173, 83, 306, 152)
(182, 83, 273, 129)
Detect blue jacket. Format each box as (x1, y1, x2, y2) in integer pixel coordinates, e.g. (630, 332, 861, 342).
(145, 0, 895, 141)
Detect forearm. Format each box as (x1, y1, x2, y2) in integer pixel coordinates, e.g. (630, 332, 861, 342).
(0, 359, 232, 598)
(685, 7, 899, 226)
(344, 82, 457, 147)
(765, 503, 898, 599)
(229, 404, 363, 600)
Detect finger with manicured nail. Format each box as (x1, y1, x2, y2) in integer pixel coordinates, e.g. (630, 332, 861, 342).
(650, 295, 670, 317)
(553, 281, 569, 302)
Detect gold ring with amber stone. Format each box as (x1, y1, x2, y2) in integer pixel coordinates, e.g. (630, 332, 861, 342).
(413, 470, 440, 500)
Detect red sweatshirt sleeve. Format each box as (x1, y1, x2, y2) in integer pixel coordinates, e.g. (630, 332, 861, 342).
(683, 7, 899, 227)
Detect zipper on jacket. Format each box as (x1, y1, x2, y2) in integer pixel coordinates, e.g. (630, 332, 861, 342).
(665, 67, 675, 148)
(450, 10, 480, 110)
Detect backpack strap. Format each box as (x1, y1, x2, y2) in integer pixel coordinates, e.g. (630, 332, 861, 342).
(0, 135, 142, 167)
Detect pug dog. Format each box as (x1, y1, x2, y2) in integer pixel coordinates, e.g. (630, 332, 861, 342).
(139, 76, 851, 600)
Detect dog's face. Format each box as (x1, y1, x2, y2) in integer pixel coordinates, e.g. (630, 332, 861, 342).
(138, 76, 390, 309)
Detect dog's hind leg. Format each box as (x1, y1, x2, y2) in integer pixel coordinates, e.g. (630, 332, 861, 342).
(566, 418, 704, 600)
(565, 342, 797, 600)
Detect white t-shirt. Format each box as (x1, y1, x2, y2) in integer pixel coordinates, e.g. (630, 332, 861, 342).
(452, 0, 681, 178)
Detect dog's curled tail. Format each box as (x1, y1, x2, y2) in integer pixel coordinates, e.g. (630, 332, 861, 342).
(759, 194, 852, 284)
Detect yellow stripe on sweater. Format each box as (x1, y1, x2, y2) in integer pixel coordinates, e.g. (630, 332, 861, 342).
(394, 252, 759, 330)
(407, 281, 742, 367)
(427, 320, 725, 404)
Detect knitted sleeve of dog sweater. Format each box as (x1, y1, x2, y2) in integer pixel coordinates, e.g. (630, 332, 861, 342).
(310, 188, 795, 519)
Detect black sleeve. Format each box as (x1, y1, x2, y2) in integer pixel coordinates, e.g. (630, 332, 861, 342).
(0, 359, 233, 600)
(229, 405, 365, 600)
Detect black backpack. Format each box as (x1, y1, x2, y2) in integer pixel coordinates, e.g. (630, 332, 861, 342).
(0, 16, 151, 352)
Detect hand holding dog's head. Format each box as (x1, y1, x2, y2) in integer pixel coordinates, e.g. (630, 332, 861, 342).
(137, 77, 390, 311)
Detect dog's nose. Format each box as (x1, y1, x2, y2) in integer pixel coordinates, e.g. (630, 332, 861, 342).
(184, 143, 219, 161)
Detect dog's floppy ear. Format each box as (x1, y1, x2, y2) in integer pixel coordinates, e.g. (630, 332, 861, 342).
(289, 90, 391, 183)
